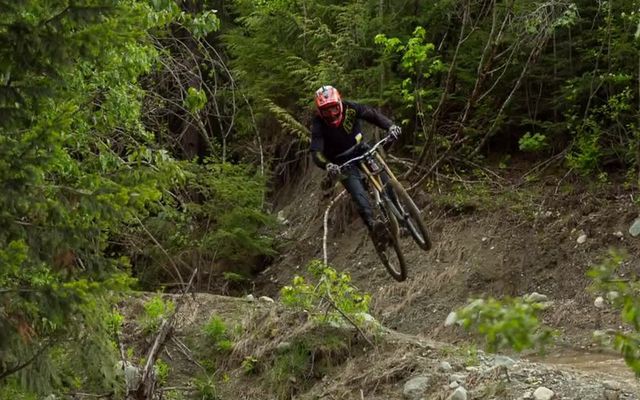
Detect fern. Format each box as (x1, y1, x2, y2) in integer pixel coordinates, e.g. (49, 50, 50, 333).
(265, 99, 310, 142)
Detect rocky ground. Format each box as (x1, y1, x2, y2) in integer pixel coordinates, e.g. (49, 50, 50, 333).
(257, 161, 640, 397)
(120, 292, 639, 399)
(120, 161, 640, 399)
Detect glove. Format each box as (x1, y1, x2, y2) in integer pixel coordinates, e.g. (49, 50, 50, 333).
(326, 163, 340, 178)
(388, 125, 402, 141)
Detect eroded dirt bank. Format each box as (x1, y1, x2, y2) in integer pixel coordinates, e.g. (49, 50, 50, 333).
(259, 163, 640, 375)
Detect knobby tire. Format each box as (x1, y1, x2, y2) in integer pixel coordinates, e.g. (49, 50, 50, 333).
(387, 178, 432, 251)
(373, 196, 407, 282)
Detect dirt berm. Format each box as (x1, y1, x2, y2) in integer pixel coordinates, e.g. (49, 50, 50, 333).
(121, 291, 639, 399)
(256, 161, 640, 397)
(122, 163, 640, 398)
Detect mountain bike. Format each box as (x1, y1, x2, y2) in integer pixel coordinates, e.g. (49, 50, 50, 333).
(337, 136, 431, 281)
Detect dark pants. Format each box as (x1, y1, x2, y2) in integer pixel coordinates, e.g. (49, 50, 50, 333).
(340, 165, 395, 230)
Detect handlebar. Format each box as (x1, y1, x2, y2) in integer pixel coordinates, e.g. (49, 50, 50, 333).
(337, 135, 391, 170)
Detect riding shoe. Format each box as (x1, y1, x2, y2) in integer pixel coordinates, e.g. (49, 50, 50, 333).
(369, 220, 391, 249)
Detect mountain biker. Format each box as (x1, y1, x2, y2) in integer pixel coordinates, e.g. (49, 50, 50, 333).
(310, 85, 402, 243)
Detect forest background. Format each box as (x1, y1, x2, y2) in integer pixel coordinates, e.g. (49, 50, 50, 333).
(1, 0, 639, 397)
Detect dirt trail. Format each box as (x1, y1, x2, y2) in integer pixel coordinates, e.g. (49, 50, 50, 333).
(261, 165, 640, 382)
(530, 351, 637, 385)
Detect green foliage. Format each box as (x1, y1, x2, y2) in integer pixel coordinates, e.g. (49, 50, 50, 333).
(268, 342, 312, 398)
(193, 375, 220, 400)
(154, 359, 171, 386)
(141, 295, 175, 334)
(241, 356, 259, 375)
(451, 296, 555, 353)
(264, 331, 349, 399)
(0, 0, 190, 393)
(185, 87, 208, 114)
(203, 315, 234, 352)
(375, 26, 443, 108)
(280, 261, 371, 326)
(222, 271, 248, 283)
(0, 379, 38, 400)
(519, 133, 548, 152)
(129, 160, 275, 287)
(588, 250, 640, 376)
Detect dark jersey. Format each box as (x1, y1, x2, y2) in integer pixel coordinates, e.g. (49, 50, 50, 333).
(310, 100, 393, 168)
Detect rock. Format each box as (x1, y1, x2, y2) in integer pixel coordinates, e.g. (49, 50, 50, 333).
(613, 231, 623, 238)
(445, 311, 458, 326)
(245, 294, 256, 302)
(447, 387, 467, 400)
(603, 389, 620, 400)
(493, 355, 516, 368)
(117, 361, 141, 391)
(403, 376, 432, 400)
(439, 361, 453, 372)
(522, 391, 533, 399)
(525, 292, 548, 303)
(629, 217, 640, 237)
(602, 380, 622, 390)
(607, 291, 620, 302)
(259, 296, 275, 303)
(577, 234, 587, 244)
(594, 296, 605, 308)
(449, 373, 466, 384)
(357, 312, 377, 323)
(449, 381, 460, 389)
(533, 386, 554, 400)
(277, 210, 288, 224)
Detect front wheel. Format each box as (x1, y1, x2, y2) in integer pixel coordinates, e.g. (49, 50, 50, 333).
(387, 178, 432, 251)
(373, 197, 407, 281)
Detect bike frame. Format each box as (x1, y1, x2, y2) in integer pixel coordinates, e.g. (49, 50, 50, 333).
(338, 137, 405, 221)
(338, 137, 396, 199)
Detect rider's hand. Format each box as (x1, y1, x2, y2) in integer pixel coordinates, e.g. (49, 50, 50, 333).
(388, 125, 402, 142)
(326, 163, 340, 178)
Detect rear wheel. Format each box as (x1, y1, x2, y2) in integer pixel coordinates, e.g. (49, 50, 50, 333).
(387, 178, 432, 251)
(373, 197, 407, 281)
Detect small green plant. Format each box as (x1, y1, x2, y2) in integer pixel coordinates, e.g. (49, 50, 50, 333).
(193, 375, 219, 400)
(154, 359, 171, 385)
(449, 296, 554, 353)
(268, 342, 312, 398)
(519, 132, 547, 152)
(280, 260, 371, 325)
(588, 249, 640, 376)
(203, 316, 226, 342)
(222, 271, 248, 283)
(202, 315, 234, 352)
(241, 356, 259, 375)
(184, 87, 208, 113)
(216, 339, 234, 352)
(141, 294, 175, 334)
(462, 343, 480, 366)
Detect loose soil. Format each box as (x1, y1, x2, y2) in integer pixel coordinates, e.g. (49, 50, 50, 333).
(259, 160, 640, 379)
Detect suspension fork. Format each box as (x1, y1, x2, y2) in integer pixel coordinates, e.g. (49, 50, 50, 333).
(358, 161, 385, 206)
(372, 153, 406, 220)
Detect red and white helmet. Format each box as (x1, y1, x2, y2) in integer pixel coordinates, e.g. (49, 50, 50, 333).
(315, 85, 344, 128)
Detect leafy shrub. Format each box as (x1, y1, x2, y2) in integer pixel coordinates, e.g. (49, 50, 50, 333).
(519, 132, 547, 152)
(280, 260, 371, 325)
(449, 296, 555, 353)
(193, 375, 219, 400)
(154, 359, 171, 386)
(141, 295, 175, 334)
(203, 316, 234, 352)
